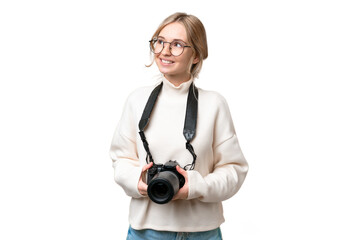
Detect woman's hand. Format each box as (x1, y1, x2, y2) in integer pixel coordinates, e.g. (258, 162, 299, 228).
(137, 162, 153, 196)
(172, 166, 189, 200)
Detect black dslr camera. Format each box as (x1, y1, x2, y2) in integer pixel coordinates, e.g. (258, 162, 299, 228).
(147, 160, 185, 204)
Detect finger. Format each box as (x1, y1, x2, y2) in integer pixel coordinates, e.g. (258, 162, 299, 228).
(173, 191, 180, 200)
(172, 189, 185, 201)
(138, 181, 148, 196)
(139, 162, 153, 183)
(176, 166, 188, 180)
(142, 162, 153, 172)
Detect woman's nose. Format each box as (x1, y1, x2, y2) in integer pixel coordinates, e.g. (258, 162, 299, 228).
(161, 42, 172, 56)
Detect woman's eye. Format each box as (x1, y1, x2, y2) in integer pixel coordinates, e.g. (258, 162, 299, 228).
(157, 39, 164, 44)
(173, 42, 184, 48)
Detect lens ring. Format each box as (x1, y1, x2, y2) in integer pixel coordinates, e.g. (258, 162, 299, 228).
(148, 178, 174, 204)
(149, 40, 161, 54)
(170, 47, 183, 57)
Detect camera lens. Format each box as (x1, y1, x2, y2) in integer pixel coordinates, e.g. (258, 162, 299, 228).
(152, 183, 168, 198)
(147, 171, 180, 204)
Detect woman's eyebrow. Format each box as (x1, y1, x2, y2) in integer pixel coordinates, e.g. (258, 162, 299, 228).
(157, 36, 186, 42)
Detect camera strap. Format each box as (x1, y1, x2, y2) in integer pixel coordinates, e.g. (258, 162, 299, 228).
(138, 81, 198, 170)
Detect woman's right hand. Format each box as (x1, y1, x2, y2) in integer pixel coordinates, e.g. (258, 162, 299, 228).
(137, 162, 153, 196)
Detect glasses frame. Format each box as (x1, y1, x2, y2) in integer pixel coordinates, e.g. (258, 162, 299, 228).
(149, 38, 192, 57)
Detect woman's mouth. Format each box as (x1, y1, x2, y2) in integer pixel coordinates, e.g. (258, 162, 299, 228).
(160, 58, 174, 65)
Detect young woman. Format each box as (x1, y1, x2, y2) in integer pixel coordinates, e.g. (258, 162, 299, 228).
(110, 12, 248, 240)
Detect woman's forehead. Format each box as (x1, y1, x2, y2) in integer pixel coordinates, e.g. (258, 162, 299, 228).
(158, 22, 188, 42)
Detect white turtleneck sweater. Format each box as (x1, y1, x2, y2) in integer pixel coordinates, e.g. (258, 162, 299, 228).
(110, 75, 248, 232)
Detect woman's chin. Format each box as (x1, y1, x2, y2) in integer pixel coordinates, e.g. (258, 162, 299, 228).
(158, 68, 175, 76)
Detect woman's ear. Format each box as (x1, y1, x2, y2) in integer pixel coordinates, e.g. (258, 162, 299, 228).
(192, 56, 200, 64)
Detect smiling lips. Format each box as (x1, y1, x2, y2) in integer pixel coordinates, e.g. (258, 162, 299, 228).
(160, 58, 174, 65)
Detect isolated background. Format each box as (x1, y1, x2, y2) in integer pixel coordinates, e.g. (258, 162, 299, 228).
(1, 0, 359, 239)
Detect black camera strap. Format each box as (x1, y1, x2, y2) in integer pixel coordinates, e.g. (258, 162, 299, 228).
(138, 81, 198, 170)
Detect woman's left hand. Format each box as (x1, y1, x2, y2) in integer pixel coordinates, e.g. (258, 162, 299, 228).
(172, 166, 189, 200)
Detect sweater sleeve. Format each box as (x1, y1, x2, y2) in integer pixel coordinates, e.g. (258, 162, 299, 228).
(109, 95, 143, 199)
(187, 94, 249, 202)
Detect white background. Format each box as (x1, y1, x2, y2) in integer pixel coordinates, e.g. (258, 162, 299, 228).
(1, 0, 359, 239)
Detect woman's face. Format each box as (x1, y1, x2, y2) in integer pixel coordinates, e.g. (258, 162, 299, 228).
(154, 22, 199, 83)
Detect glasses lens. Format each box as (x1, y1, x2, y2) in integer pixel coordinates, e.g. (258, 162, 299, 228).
(170, 41, 184, 56)
(150, 40, 163, 54)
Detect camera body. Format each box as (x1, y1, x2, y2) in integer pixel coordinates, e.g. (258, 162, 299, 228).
(147, 160, 185, 204)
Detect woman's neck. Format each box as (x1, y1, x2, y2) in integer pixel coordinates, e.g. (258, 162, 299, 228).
(164, 73, 192, 87)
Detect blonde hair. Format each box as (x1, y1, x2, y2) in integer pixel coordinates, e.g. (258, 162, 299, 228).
(146, 12, 208, 79)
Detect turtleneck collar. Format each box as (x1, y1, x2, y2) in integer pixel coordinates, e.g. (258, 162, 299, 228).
(161, 74, 194, 95)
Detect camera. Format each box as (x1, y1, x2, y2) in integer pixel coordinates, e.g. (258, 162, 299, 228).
(147, 160, 185, 204)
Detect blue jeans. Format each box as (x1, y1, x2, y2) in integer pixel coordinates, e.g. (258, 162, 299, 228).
(126, 226, 222, 240)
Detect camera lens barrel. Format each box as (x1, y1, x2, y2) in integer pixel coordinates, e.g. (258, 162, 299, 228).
(147, 171, 180, 204)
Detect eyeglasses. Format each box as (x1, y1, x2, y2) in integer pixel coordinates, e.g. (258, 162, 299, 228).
(149, 38, 191, 56)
